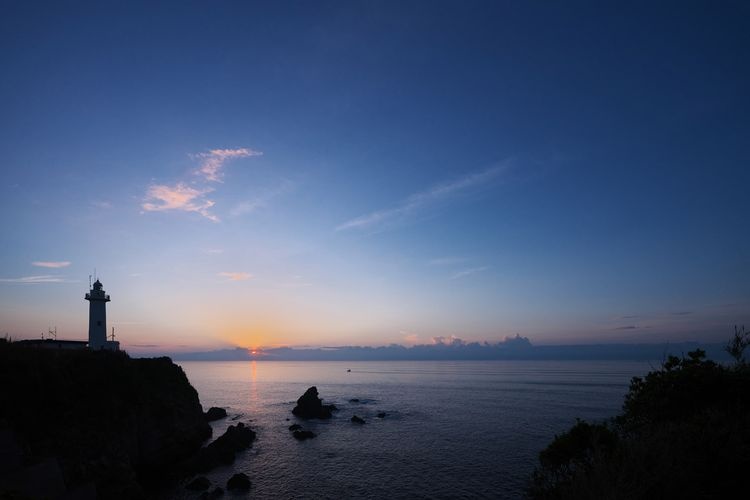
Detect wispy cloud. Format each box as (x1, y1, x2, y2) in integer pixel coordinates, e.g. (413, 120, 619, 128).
(336, 165, 506, 232)
(142, 147, 262, 222)
(204, 248, 224, 255)
(271, 274, 312, 288)
(32, 261, 71, 268)
(142, 183, 218, 222)
(0, 275, 70, 284)
(274, 281, 313, 288)
(196, 148, 262, 182)
(91, 200, 112, 209)
(218, 272, 253, 281)
(230, 199, 265, 217)
(428, 257, 467, 266)
(401, 331, 420, 345)
(449, 266, 489, 280)
(230, 179, 294, 217)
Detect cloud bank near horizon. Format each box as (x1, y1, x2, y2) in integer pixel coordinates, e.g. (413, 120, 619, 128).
(148, 335, 730, 362)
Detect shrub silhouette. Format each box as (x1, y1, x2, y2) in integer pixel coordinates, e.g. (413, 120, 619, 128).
(528, 335, 750, 499)
(725, 324, 749, 364)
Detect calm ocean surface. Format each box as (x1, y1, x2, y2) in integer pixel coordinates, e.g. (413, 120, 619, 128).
(175, 360, 652, 499)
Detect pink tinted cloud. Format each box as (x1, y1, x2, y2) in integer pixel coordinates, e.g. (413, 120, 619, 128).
(32, 261, 71, 268)
(0, 275, 68, 284)
(218, 272, 253, 281)
(141, 183, 218, 222)
(197, 148, 262, 182)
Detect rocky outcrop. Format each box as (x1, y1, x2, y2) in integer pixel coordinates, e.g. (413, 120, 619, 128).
(204, 407, 228, 422)
(292, 386, 336, 419)
(200, 487, 224, 499)
(186, 476, 211, 491)
(351, 415, 366, 424)
(293, 430, 316, 440)
(0, 342, 212, 499)
(227, 472, 251, 491)
(189, 422, 256, 473)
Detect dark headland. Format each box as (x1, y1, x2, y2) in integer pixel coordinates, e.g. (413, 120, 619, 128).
(0, 340, 248, 499)
(528, 328, 750, 498)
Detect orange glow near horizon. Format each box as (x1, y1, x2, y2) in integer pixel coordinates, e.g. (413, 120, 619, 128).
(222, 321, 278, 351)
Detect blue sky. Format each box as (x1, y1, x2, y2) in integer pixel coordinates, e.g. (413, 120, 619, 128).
(1, 1, 748, 353)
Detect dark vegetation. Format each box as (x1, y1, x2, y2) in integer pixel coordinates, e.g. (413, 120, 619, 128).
(0, 341, 212, 498)
(528, 326, 750, 499)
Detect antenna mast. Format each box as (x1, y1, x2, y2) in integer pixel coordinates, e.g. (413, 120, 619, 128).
(110, 326, 116, 342)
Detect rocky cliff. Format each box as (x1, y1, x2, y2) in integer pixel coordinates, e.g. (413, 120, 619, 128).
(0, 341, 211, 499)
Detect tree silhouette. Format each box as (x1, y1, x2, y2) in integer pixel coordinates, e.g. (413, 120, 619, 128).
(528, 328, 750, 499)
(725, 325, 749, 364)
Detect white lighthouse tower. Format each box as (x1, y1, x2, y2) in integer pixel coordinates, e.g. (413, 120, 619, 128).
(85, 279, 119, 351)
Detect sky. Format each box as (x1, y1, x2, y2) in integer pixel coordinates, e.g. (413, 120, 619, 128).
(1, 1, 749, 354)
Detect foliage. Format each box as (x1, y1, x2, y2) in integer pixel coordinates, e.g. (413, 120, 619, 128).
(725, 324, 749, 364)
(528, 340, 750, 499)
(529, 420, 619, 499)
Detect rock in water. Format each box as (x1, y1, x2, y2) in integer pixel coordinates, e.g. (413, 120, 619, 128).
(203, 487, 224, 499)
(351, 415, 366, 424)
(191, 422, 256, 473)
(226, 473, 251, 491)
(186, 476, 211, 491)
(288, 424, 302, 431)
(204, 407, 227, 422)
(377, 412, 387, 418)
(293, 430, 316, 440)
(292, 386, 335, 419)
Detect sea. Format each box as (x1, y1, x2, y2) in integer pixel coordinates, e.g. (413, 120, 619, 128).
(174, 360, 653, 499)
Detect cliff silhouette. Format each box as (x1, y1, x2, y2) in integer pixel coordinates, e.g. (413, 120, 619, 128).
(528, 327, 750, 499)
(0, 340, 211, 499)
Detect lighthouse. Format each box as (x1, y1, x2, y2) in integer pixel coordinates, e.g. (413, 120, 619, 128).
(85, 279, 119, 351)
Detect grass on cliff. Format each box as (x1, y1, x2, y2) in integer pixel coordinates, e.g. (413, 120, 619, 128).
(527, 326, 750, 499)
